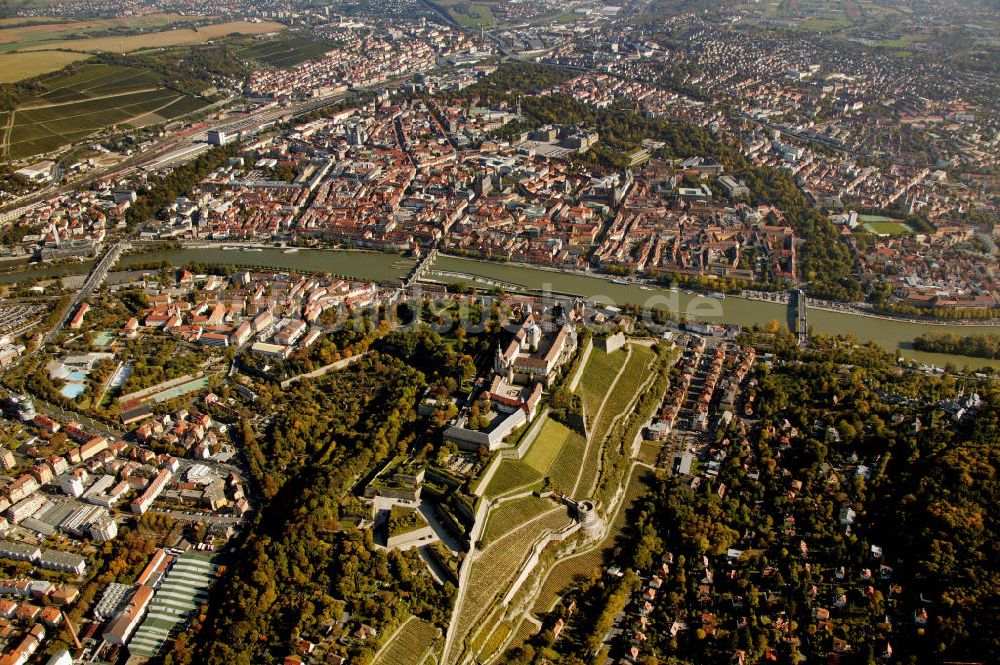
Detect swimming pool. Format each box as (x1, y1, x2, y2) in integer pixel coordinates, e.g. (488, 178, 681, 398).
(67, 371, 88, 381)
(60, 383, 86, 399)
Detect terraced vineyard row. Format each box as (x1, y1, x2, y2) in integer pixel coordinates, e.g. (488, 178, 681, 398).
(572, 347, 631, 498)
(484, 418, 581, 499)
(547, 428, 586, 494)
(475, 617, 516, 662)
(507, 618, 539, 652)
(608, 466, 657, 536)
(532, 545, 606, 614)
(483, 458, 541, 498)
(533, 466, 658, 616)
(373, 617, 441, 665)
(450, 508, 573, 663)
(481, 495, 555, 546)
(590, 344, 655, 445)
(577, 347, 628, 419)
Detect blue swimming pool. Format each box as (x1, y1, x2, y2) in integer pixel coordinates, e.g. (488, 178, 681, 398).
(60, 383, 86, 399)
(67, 371, 88, 381)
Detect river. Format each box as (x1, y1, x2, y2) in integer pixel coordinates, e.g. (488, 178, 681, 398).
(5, 246, 995, 369)
(430, 256, 1000, 369)
(117, 247, 417, 283)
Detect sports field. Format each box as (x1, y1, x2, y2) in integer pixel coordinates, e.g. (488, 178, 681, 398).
(237, 35, 332, 68)
(859, 215, 912, 235)
(863, 221, 912, 235)
(4, 64, 209, 159)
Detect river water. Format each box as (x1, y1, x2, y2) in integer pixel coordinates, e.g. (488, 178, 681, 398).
(430, 256, 1000, 369)
(7, 247, 997, 369)
(118, 247, 417, 283)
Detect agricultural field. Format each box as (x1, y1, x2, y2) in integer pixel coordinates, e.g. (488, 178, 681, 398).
(4, 63, 209, 159)
(450, 508, 572, 663)
(20, 20, 285, 55)
(0, 17, 64, 27)
(547, 429, 586, 493)
(589, 344, 655, 445)
(483, 418, 585, 499)
(0, 51, 91, 84)
(577, 347, 628, 420)
(483, 459, 541, 498)
(532, 466, 657, 615)
(481, 495, 554, 546)
(236, 35, 333, 68)
(372, 616, 440, 665)
(0, 13, 212, 53)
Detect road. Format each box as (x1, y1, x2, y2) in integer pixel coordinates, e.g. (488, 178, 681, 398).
(44, 239, 129, 347)
(157, 509, 244, 526)
(34, 397, 124, 441)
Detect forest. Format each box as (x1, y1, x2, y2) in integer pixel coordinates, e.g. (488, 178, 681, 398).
(507, 335, 999, 664)
(169, 354, 453, 665)
(95, 44, 249, 98)
(913, 331, 1000, 359)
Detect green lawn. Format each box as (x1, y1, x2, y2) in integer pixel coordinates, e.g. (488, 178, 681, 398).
(874, 33, 926, 49)
(638, 440, 662, 465)
(800, 17, 852, 31)
(522, 418, 573, 474)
